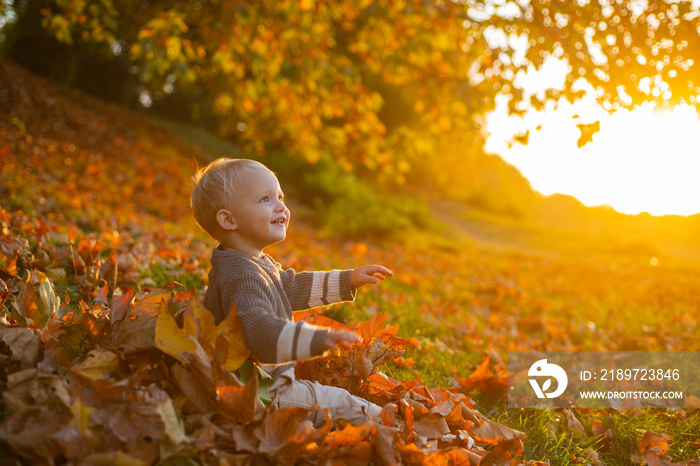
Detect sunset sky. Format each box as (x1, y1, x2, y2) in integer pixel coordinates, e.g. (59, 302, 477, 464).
(485, 57, 700, 217)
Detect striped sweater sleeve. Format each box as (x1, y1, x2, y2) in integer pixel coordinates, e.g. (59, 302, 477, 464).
(279, 268, 356, 311)
(223, 276, 329, 364)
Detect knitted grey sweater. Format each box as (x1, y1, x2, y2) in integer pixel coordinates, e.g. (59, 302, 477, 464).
(203, 246, 355, 381)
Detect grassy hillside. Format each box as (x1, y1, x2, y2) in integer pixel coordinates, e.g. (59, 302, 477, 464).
(2, 60, 700, 465)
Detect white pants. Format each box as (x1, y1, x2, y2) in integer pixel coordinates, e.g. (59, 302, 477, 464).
(270, 374, 383, 427)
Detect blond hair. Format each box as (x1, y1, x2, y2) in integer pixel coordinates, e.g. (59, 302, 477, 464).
(190, 158, 271, 235)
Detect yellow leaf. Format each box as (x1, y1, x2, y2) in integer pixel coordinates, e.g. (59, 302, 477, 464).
(183, 297, 218, 358)
(218, 301, 251, 372)
(69, 399, 96, 435)
(70, 348, 119, 380)
(155, 298, 197, 364)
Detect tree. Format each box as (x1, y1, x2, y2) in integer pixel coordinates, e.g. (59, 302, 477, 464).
(5, 0, 700, 196)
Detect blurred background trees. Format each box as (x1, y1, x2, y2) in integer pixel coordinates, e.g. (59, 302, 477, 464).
(2, 0, 699, 200)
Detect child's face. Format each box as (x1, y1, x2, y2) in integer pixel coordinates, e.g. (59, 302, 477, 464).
(230, 168, 290, 255)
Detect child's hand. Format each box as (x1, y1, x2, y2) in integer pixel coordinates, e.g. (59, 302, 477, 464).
(324, 329, 362, 351)
(350, 265, 393, 289)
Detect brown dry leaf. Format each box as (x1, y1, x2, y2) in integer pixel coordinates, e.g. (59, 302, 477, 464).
(631, 429, 682, 466)
(0, 369, 86, 461)
(413, 413, 451, 440)
(78, 451, 150, 466)
(373, 423, 402, 465)
(89, 384, 185, 456)
(395, 438, 428, 465)
(354, 354, 374, 380)
(637, 430, 672, 456)
(109, 287, 136, 325)
(0, 326, 41, 370)
(380, 402, 398, 428)
(581, 447, 605, 466)
(70, 348, 119, 380)
(111, 289, 169, 355)
(4, 368, 72, 413)
(217, 369, 262, 422)
(0, 409, 83, 462)
(591, 419, 614, 451)
(470, 415, 526, 444)
(171, 334, 218, 413)
(477, 437, 524, 466)
(12, 270, 58, 329)
(562, 409, 585, 433)
(255, 407, 330, 458)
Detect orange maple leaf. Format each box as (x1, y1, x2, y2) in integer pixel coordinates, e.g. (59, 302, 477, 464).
(452, 357, 508, 396)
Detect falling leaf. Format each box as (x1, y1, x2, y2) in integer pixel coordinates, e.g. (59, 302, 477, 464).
(576, 120, 600, 148)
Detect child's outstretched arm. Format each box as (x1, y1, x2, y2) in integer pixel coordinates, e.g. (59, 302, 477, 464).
(350, 265, 394, 289)
(324, 329, 362, 351)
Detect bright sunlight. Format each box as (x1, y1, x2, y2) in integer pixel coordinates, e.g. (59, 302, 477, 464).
(486, 64, 700, 217)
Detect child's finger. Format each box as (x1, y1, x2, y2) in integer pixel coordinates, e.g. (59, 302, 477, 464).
(371, 266, 393, 276)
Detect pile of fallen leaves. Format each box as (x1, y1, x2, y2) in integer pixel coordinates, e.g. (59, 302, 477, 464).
(0, 207, 533, 465)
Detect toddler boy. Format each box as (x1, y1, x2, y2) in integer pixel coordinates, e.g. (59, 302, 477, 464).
(191, 158, 393, 426)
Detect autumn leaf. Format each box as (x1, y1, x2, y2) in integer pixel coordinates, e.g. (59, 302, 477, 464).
(155, 297, 196, 364)
(12, 270, 58, 329)
(562, 409, 585, 433)
(0, 326, 41, 370)
(217, 301, 252, 372)
(633, 429, 673, 465)
(111, 289, 169, 355)
(476, 437, 524, 466)
(576, 121, 600, 148)
(453, 357, 509, 397)
(70, 348, 119, 380)
(591, 419, 614, 451)
(470, 414, 526, 445)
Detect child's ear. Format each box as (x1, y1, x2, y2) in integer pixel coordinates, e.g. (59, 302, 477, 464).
(216, 209, 238, 231)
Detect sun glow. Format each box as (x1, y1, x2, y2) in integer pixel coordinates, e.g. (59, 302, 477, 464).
(486, 97, 700, 217)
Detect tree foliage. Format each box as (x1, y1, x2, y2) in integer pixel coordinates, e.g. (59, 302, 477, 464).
(6, 0, 700, 192)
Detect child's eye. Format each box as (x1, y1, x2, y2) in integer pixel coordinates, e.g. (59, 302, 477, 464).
(278, 195, 285, 202)
(260, 196, 269, 202)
